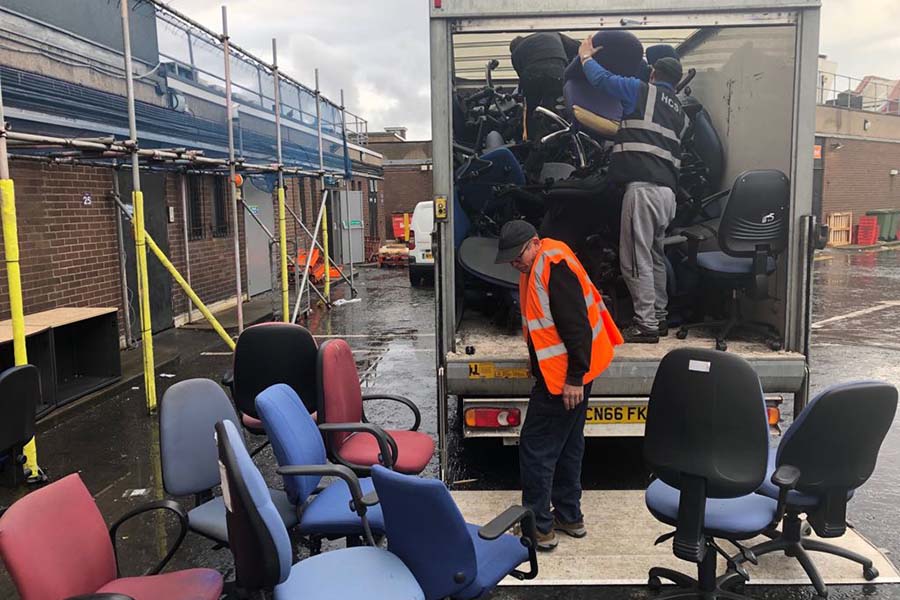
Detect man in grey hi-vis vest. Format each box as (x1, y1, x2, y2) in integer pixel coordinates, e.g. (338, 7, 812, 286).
(579, 35, 688, 344)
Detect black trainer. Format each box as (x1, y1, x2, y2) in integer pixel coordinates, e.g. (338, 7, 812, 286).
(622, 324, 660, 344)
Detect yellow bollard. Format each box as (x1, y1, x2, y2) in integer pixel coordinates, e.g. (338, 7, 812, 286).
(1, 178, 41, 479)
(132, 191, 157, 413)
(277, 186, 289, 322)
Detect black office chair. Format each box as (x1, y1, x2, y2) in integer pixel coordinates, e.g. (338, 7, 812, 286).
(724, 381, 898, 598)
(676, 170, 790, 351)
(644, 348, 788, 599)
(0, 365, 39, 489)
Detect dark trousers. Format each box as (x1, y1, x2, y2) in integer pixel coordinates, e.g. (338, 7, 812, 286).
(519, 379, 591, 534)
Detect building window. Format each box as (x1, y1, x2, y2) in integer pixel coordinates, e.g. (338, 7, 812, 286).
(187, 175, 204, 240)
(212, 177, 230, 237)
(368, 179, 379, 238)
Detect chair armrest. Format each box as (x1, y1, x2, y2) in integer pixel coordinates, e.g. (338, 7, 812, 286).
(478, 505, 539, 581)
(221, 370, 234, 395)
(318, 422, 397, 469)
(109, 499, 189, 576)
(361, 394, 422, 431)
(66, 595, 135, 600)
(276, 464, 376, 546)
(770, 464, 802, 526)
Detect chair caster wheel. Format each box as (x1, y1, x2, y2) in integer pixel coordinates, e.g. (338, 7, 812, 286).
(801, 521, 813, 537)
(716, 339, 727, 351)
(676, 329, 688, 340)
(648, 575, 662, 591)
(768, 340, 783, 351)
(864, 566, 879, 581)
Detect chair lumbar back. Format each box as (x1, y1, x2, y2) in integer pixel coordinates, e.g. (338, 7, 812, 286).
(371, 465, 478, 600)
(233, 323, 319, 417)
(717, 169, 790, 259)
(0, 365, 39, 474)
(216, 419, 292, 592)
(160, 378, 240, 497)
(256, 383, 328, 505)
(317, 339, 365, 451)
(778, 381, 898, 536)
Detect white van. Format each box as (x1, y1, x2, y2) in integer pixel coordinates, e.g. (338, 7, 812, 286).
(408, 200, 434, 287)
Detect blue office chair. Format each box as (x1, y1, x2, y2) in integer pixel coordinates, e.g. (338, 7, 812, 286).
(371, 465, 537, 600)
(676, 170, 790, 351)
(726, 381, 898, 597)
(256, 383, 393, 551)
(644, 348, 789, 599)
(159, 378, 297, 546)
(215, 419, 424, 600)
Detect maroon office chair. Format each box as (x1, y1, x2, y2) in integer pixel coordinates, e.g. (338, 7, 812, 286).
(0, 473, 222, 600)
(317, 339, 434, 475)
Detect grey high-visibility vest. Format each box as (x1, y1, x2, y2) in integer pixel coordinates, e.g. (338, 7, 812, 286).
(609, 82, 688, 190)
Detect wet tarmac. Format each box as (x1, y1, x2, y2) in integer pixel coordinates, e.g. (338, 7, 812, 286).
(2, 251, 900, 599)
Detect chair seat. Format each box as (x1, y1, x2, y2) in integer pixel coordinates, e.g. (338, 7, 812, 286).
(299, 476, 385, 535)
(189, 489, 298, 543)
(338, 430, 435, 474)
(456, 523, 529, 600)
(274, 546, 423, 600)
(756, 448, 855, 508)
(646, 479, 777, 539)
(97, 568, 223, 600)
(697, 251, 776, 275)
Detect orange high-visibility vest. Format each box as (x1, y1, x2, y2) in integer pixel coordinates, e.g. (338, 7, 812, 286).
(519, 238, 623, 395)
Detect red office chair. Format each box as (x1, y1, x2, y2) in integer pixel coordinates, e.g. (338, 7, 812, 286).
(0, 473, 222, 600)
(317, 339, 434, 475)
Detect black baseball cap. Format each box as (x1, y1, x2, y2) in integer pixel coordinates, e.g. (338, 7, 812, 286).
(495, 220, 537, 264)
(653, 57, 683, 84)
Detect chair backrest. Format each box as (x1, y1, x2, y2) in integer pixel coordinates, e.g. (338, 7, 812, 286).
(0, 365, 39, 455)
(0, 473, 116, 599)
(160, 378, 240, 497)
(256, 383, 327, 506)
(777, 381, 897, 537)
(645, 348, 769, 498)
(233, 323, 318, 417)
(216, 420, 292, 591)
(718, 170, 790, 258)
(317, 339, 363, 451)
(371, 465, 477, 600)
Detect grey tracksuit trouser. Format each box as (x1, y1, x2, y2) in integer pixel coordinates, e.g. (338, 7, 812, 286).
(619, 182, 677, 330)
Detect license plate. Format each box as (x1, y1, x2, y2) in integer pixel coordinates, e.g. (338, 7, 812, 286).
(424, 251, 433, 260)
(585, 404, 647, 424)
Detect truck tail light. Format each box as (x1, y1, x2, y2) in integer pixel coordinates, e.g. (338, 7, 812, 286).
(767, 406, 781, 427)
(434, 0, 442, 8)
(408, 231, 416, 250)
(464, 407, 521, 428)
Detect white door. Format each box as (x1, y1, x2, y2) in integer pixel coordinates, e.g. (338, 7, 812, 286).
(243, 182, 275, 297)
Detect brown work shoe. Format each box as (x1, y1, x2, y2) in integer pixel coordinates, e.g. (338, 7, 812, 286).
(535, 528, 559, 551)
(553, 513, 587, 538)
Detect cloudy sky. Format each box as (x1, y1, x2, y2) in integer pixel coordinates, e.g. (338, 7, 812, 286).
(167, 0, 898, 141)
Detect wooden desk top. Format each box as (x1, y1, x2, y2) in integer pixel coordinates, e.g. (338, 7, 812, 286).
(0, 307, 118, 343)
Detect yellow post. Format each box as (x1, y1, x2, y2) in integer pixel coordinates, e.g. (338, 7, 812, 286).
(0, 178, 41, 479)
(322, 197, 331, 301)
(403, 212, 410, 242)
(133, 191, 157, 412)
(277, 186, 289, 322)
(145, 235, 236, 351)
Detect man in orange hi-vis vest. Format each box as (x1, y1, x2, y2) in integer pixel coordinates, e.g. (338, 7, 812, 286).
(496, 220, 623, 550)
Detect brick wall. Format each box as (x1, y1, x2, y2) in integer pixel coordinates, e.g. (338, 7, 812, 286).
(821, 137, 900, 226)
(0, 163, 123, 328)
(381, 165, 432, 239)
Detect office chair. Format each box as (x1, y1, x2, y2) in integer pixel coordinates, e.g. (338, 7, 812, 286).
(0, 365, 39, 488)
(159, 378, 297, 546)
(676, 170, 790, 351)
(0, 473, 223, 600)
(644, 348, 787, 599)
(215, 419, 424, 600)
(371, 464, 537, 600)
(725, 381, 898, 597)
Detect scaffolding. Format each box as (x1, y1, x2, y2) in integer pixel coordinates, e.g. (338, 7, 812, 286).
(0, 1, 372, 480)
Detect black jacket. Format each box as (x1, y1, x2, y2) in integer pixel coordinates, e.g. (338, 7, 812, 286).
(527, 261, 592, 389)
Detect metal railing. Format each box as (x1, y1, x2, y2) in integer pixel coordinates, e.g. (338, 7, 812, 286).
(817, 71, 900, 116)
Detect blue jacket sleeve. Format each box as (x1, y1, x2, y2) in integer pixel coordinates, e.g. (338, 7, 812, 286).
(582, 59, 642, 115)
